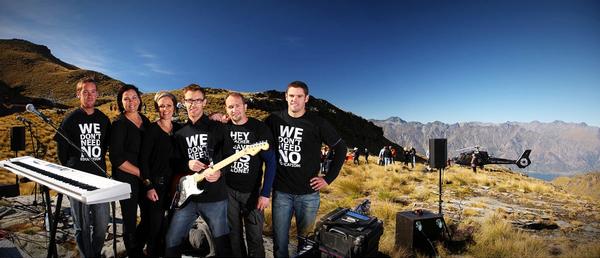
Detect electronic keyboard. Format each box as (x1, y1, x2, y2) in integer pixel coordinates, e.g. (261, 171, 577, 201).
(0, 156, 131, 204)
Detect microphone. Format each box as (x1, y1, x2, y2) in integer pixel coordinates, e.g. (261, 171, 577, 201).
(16, 115, 33, 125)
(26, 104, 52, 123)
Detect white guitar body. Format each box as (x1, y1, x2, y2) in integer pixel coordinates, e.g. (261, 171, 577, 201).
(174, 141, 269, 208)
(177, 175, 205, 207)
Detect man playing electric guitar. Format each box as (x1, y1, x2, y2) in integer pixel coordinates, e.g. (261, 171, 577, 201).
(164, 84, 231, 257)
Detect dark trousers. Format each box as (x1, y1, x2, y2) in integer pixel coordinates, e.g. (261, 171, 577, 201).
(227, 187, 265, 257)
(116, 172, 144, 257)
(139, 187, 170, 257)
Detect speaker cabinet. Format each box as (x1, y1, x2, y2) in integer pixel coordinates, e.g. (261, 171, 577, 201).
(429, 138, 447, 169)
(0, 184, 20, 197)
(395, 210, 445, 255)
(11, 126, 26, 152)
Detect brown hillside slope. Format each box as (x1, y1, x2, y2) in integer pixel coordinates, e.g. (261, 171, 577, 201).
(0, 39, 124, 110)
(553, 172, 600, 201)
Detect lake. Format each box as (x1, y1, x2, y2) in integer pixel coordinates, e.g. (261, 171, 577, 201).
(525, 172, 563, 181)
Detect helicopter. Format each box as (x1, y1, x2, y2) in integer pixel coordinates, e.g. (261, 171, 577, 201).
(452, 146, 532, 169)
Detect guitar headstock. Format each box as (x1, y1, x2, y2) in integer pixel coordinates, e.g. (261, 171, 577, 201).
(241, 141, 270, 156)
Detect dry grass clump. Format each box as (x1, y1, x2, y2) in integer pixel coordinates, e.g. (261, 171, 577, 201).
(369, 200, 401, 254)
(557, 242, 600, 258)
(469, 213, 547, 257)
(331, 176, 365, 198)
(410, 187, 434, 202)
(552, 172, 600, 201)
(462, 208, 480, 217)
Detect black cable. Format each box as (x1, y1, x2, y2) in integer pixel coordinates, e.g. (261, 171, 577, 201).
(7, 232, 36, 258)
(417, 228, 439, 258)
(442, 220, 453, 241)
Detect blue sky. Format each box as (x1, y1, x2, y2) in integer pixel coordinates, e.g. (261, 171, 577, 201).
(1, 0, 599, 126)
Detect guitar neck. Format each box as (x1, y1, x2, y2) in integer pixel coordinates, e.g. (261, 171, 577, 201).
(192, 150, 251, 182)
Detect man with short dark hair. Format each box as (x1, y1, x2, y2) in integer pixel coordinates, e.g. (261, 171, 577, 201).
(165, 84, 231, 257)
(265, 81, 347, 257)
(222, 92, 276, 257)
(54, 77, 111, 258)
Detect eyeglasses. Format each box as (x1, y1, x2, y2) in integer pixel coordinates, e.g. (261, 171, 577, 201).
(184, 98, 204, 105)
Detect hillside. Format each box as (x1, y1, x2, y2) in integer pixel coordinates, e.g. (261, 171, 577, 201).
(371, 117, 600, 174)
(0, 38, 399, 159)
(0, 39, 124, 115)
(312, 163, 600, 257)
(2, 160, 599, 257)
(552, 172, 600, 201)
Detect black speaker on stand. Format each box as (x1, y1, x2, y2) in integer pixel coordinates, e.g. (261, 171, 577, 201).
(1, 127, 26, 197)
(429, 138, 446, 214)
(11, 126, 26, 153)
(394, 139, 449, 256)
(429, 138, 447, 170)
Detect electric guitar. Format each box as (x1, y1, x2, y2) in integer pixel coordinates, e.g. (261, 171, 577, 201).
(172, 141, 269, 208)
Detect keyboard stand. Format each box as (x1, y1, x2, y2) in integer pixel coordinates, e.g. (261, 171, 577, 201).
(42, 186, 62, 258)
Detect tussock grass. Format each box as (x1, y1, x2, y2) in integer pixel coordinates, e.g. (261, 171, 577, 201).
(410, 187, 433, 202)
(469, 213, 547, 257)
(331, 176, 365, 198)
(462, 208, 480, 217)
(558, 242, 600, 258)
(2, 108, 599, 257)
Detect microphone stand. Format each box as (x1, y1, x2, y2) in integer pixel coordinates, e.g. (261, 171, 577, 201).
(26, 121, 42, 208)
(31, 111, 120, 258)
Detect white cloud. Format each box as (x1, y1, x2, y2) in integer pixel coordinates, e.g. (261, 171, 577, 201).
(136, 48, 174, 75)
(144, 62, 174, 75)
(135, 48, 157, 59)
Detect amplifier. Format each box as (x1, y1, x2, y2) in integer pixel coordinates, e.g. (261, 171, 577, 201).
(316, 207, 383, 257)
(395, 210, 445, 256)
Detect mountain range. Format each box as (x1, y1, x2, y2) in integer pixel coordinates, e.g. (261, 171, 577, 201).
(371, 117, 600, 174)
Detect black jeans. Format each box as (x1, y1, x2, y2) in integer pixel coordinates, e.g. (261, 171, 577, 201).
(139, 185, 170, 256)
(227, 186, 265, 257)
(116, 172, 144, 257)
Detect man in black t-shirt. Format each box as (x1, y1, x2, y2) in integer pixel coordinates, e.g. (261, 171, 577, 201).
(164, 84, 231, 257)
(222, 92, 276, 257)
(54, 77, 110, 258)
(265, 81, 347, 258)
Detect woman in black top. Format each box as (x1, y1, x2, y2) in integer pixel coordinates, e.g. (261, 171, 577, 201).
(138, 91, 181, 256)
(110, 84, 150, 257)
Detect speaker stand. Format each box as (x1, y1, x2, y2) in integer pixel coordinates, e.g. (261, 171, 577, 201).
(438, 168, 443, 215)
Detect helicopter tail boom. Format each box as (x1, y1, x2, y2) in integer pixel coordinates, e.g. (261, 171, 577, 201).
(516, 149, 532, 168)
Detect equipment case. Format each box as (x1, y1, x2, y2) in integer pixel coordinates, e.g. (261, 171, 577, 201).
(315, 207, 384, 257)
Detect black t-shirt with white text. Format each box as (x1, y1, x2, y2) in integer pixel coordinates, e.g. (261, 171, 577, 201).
(54, 108, 111, 177)
(265, 110, 342, 194)
(223, 117, 274, 193)
(173, 115, 227, 202)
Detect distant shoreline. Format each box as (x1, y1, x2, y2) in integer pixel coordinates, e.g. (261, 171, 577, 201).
(526, 172, 562, 181)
